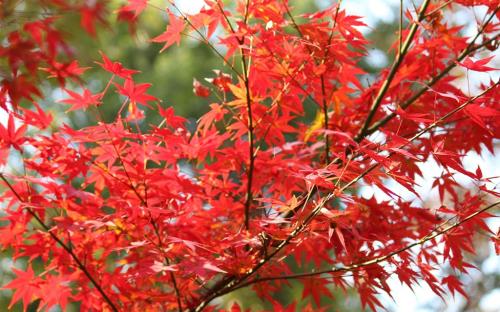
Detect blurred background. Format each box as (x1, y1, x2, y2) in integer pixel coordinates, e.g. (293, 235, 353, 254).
(0, 0, 498, 311)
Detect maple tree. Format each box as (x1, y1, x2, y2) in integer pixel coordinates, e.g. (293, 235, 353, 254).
(0, 0, 499, 311)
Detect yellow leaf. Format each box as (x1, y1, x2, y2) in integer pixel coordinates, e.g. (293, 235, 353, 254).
(304, 110, 325, 142)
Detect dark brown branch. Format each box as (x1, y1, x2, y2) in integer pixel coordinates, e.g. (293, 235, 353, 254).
(363, 7, 500, 137)
(228, 200, 500, 289)
(0, 173, 119, 312)
(282, 22, 499, 223)
(213, 1, 255, 230)
(242, 54, 255, 230)
(356, 0, 432, 138)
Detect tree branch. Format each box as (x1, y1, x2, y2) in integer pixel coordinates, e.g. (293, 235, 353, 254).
(363, 7, 499, 137)
(213, 0, 255, 230)
(0, 173, 119, 312)
(227, 200, 500, 290)
(356, 0, 431, 138)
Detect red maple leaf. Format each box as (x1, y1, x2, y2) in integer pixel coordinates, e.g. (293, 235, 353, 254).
(96, 51, 139, 78)
(442, 275, 468, 298)
(39, 275, 72, 311)
(79, 2, 107, 36)
(0, 114, 27, 150)
(302, 278, 333, 306)
(117, 0, 148, 17)
(151, 12, 185, 52)
(60, 88, 101, 111)
(40, 60, 89, 85)
(18, 102, 53, 129)
(458, 56, 498, 72)
(2, 266, 40, 311)
(193, 78, 211, 97)
(115, 79, 157, 107)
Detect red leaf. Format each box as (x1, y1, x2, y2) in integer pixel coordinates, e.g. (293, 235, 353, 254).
(2, 266, 40, 311)
(158, 105, 187, 129)
(39, 275, 72, 311)
(206, 70, 232, 91)
(96, 51, 139, 78)
(40, 60, 89, 85)
(442, 275, 468, 298)
(115, 79, 157, 107)
(60, 88, 101, 111)
(302, 278, 332, 306)
(151, 12, 185, 52)
(19, 102, 53, 129)
(79, 2, 107, 36)
(193, 78, 211, 97)
(464, 103, 500, 129)
(0, 114, 27, 150)
(458, 56, 497, 72)
(117, 0, 148, 17)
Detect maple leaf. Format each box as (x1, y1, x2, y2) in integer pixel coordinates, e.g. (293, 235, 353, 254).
(358, 285, 383, 311)
(79, 2, 107, 36)
(2, 266, 40, 311)
(493, 229, 500, 255)
(1, 75, 42, 109)
(60, 88, 101, 111)
(301, 278, 332, 307)
(151, 12, 185, 52)
(117, 8, 138, 35)
(193, 78, 211, 97)
(158, 105, 187, 129)
(463, 103, 499, 130)
(206, 70, 232, 91)
(0, 114, 27, 150)
(19, 102, 53, 129)
(115, 79, 157, 107)
(38, 275, 72, 311)
(458, 56, 498, 72)
(442, 275, 467, 298)
(117, 0, 148, 17)
(40, 60, 89, 85)
(96, 51, 139, 78)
